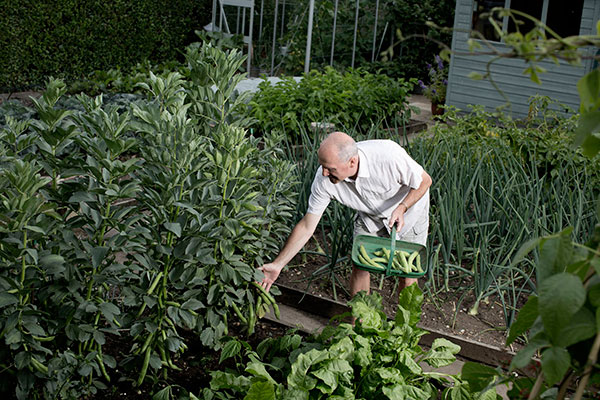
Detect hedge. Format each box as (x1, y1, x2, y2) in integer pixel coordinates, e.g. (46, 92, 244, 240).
(0, 0, 212, 92)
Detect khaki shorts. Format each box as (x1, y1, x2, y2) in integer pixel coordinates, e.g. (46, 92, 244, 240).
(354, 215, 429, 246)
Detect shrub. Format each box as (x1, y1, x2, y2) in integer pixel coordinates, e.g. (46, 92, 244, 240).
(0, 0, 212, 91)
(248, 67, 415, 140)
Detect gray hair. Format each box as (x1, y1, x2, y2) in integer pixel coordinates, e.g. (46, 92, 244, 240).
(337, 139, 358, 162)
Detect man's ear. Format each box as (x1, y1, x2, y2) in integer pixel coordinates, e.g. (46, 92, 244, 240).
(350, 155, 358, 168)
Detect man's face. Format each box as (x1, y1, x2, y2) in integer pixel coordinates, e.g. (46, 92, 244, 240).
(319, 154, 355, 184)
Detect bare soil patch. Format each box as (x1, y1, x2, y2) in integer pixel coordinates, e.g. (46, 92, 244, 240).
(276, 234, 525, 354)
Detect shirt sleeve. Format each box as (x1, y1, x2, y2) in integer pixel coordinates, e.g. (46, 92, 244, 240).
(306, 168, 331, 215)
(394, 144, 424, 190)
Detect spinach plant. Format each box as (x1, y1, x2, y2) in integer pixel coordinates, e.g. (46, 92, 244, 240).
(203, 285, 500, 399)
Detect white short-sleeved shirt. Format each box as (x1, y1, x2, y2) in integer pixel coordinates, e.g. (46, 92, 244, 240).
(307, 139, 430, 237)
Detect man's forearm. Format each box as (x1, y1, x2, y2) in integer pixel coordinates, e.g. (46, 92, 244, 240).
(397, 171, 432, 211)
(271, 214, 319, 268)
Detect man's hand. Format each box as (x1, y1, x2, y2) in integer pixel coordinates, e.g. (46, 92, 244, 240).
(258, 263, 283, 292)
(389, 202, 408, 231)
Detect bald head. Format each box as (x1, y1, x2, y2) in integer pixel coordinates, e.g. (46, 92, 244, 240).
(317, 132, 359, 183)
(318, 132, 358, 163)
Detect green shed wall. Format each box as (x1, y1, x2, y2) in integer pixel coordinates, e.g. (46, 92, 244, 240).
(446, 0, 600, 117)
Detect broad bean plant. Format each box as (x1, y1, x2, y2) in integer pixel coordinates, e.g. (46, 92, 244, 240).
(0, 44, 296, 398)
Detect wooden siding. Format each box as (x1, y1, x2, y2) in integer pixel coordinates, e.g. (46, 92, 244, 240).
(446, 0, 599, 118)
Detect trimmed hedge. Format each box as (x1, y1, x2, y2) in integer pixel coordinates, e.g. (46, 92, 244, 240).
(0, 0, 212, 91)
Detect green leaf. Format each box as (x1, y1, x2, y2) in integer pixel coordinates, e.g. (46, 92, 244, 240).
(574, 111, 600, 155)
(555, 307, 596, 348)
(91, 246, 109, 269)
(210, 371, 251, 392)
(537, 228, 573, 282)
(99, 302, 121, 322)
(152, 386, 171, 400)
(40, 254, 65, 269)
(461, 362, 499, 392)
(0, 292, 18, 308)
(577, 69, 600, 111)
(541, 346, 570, 386)
(220, 339, 242, 363)
(244, 381, 276, 400)
(510, 333, 550, 370)
(287, 349, 327, 390)
(164, 222, 182, 238)
(382, 384, 430, 400)
(538, 273, 586, 342)
(507, 295, 539, 345)
(423, 338, 460, 368)
(395, 283, 423, 327)
(245, 361, 277, 385)
(468, 72, 484, 80)
(511, 237, 541, 267)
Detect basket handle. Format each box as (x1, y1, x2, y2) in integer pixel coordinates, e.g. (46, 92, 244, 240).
(386, 226, 396, 276)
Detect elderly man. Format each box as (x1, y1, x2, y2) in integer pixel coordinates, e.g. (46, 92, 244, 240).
(259, 131, 432, 296)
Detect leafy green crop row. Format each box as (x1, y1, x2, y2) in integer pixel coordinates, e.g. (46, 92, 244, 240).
(203, 285, 496, 399)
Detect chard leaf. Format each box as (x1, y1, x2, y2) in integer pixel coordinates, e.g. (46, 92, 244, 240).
(287, 349, 328, 391)
(382, 384, 430, 400)
(353, 335, 372, 367)
(210, 371, 251, 391)
(245, 381, 276, 400)
(375, 367, 404, 384)
(396, 284, 423, 327)
(398, 350, 422, 374)
(245, 361, 276, 385)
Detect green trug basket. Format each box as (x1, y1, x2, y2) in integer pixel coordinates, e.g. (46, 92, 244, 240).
(351, 226, 427, 278)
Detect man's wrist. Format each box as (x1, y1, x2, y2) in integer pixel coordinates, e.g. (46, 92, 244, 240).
(399, 202, 409, 212)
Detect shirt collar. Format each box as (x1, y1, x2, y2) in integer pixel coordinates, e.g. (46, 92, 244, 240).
(344, 148, 369, 182)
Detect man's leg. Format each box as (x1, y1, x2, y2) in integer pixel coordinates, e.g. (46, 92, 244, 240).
(397, 277, 417, 291)
(350, 266, 371, 296)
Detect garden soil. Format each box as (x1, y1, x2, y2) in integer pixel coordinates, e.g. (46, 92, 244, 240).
(276, 238, 525, 355)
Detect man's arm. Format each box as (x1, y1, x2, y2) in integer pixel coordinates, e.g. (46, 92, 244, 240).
(389, 170, 432, 230)
(259, 212, 322, 292)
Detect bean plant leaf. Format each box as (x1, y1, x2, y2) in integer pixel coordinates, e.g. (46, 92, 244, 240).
(538, 273, 586, 342)
(0, 292, 18, 308)
(91, 246, 109, 268)
(245, 381, 276, 400)
(506, 295, 539, 345)
(541, 346, 571, 386)
(163, 222, 182, 238)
